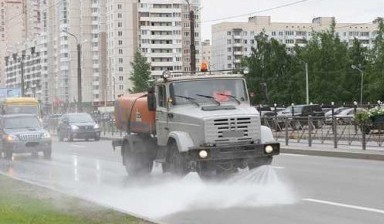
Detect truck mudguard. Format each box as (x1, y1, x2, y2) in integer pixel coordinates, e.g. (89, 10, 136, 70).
(168, 131, 195, 152)
(260, 125, 275, 143)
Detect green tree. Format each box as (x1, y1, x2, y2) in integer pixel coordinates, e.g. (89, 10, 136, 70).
(366, 17, 384, 102)
(242, 32, 294, 105)
(294, 20, 350, 104)
(129, 51, 151, 93)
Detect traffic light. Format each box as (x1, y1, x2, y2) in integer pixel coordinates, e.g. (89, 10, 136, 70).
(200, 62, 208, 72)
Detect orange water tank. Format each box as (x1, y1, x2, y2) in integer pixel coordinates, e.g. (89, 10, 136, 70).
(114, 93, 156, 134)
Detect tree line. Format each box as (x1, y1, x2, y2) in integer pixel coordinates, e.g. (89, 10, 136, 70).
(243, 18, 384, 107)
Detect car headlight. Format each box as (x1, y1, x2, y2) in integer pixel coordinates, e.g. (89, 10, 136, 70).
(94, 124, 99, 129)
(70, 125, 79, 130)
(5, 134, 18, 142)
(41, 132, 51, 139)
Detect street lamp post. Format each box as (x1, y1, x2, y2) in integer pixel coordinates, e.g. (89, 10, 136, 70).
(62, 30, 82, 111)
(351, 64, 364, 106)
(305, 62, 309, 105)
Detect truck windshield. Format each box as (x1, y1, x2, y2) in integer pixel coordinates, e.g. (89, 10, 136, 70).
(170, 79, 248, 105)
(3, 105, 38, 115)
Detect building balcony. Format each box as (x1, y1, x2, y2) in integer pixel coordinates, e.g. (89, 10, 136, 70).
(233, 51, 243, 55)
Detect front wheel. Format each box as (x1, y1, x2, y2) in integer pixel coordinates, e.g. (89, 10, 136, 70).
(165, 141, 188, 177)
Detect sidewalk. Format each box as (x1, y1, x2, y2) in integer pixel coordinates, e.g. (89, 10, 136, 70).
(99, 132, 384, 161)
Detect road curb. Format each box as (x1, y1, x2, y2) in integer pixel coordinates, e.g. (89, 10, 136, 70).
(281, 147, 384, 161)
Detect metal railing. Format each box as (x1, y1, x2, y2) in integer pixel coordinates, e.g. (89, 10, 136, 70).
(262, 116, 384, 150)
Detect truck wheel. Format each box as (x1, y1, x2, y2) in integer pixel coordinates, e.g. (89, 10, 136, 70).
(248, 156, 272, 170)
(166, 141, 188, 176)
(123, 141, 153, 177)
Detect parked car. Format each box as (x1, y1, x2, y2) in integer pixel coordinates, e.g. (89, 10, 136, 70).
(275, 104, 325, 130)
(324, 107, 349, 124)
(0, 114, 52, 159)
(57, 113, 101, 141)
(335, 107, 366, 125)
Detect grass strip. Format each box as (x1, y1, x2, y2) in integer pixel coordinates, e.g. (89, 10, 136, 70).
(0, 174, 153, 224)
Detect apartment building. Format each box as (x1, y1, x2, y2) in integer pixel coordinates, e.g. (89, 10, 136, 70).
(212, 16, 378, 71)
(106, 0, 137, 99)
(138, 0, 202, 78)
(201, 39, 211, 70)
(0, 0, 25, 88)
(3, 0, 203, 109)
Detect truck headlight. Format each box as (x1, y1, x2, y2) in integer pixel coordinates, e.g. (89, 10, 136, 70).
(70, 125, 79, 130)
(264, 145, 274, 154)
(5, 135, 18, 142)
(93, 124, 100, 129)
(41, 132, 51, 139)
(198, 150, 208, 159)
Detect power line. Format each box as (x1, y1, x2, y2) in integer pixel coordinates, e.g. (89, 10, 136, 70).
(202, 0, 315, 24)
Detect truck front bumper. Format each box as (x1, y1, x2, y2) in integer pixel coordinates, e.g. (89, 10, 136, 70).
(187, 142, 280, 161)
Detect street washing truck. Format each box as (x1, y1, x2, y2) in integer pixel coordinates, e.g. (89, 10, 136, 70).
(112, 71, 280, 179)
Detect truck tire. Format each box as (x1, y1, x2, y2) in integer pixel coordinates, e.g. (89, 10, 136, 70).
(248, 156, 272, 170)
(166, 141, 188, 176)
(123, 141, 153, 177)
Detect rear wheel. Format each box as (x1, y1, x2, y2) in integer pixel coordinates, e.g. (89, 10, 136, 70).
(123, 140, 153, 177)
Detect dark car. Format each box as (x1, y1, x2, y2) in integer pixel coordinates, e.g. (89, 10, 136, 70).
(57, 113, 101, 141)
(275, 104, 325, 130)
(0, 114, 52, 159)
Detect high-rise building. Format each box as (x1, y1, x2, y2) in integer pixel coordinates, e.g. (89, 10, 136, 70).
(138, 0, 202, 78)
(212, 16, 379, 71)
(0, 0, 25, 88)
(106, 0, 138, 99)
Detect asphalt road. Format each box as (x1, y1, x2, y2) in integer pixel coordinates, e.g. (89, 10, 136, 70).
(0, 139, 383, 224)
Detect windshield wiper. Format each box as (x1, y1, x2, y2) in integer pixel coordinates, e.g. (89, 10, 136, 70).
(174, 95, 200, 107)
(196, 94, 220, 106)
(215, 93, 241, 105)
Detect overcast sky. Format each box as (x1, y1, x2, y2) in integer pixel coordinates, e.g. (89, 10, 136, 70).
(200, 0, 384, 40)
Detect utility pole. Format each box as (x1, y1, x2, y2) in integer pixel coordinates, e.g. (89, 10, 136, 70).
(62, 30, 82, 112)
(305, 62, 309, 105)
(186, 0, 196, 74)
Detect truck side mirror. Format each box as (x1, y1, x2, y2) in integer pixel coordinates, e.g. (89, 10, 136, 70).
(147, 87, 156, 111)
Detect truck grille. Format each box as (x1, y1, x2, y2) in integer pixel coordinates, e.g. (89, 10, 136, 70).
(205, 116, 260, 144)
(18, 133, 40, 141)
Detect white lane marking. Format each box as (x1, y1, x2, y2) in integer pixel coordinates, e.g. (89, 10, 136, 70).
(270, 166, 285, 169)
(303, 198, 384, 215)
(281, 153, 306, 157)
(70, 144, 85, 148)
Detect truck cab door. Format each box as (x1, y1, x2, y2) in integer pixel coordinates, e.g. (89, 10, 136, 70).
(155, 85, 169, 146)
